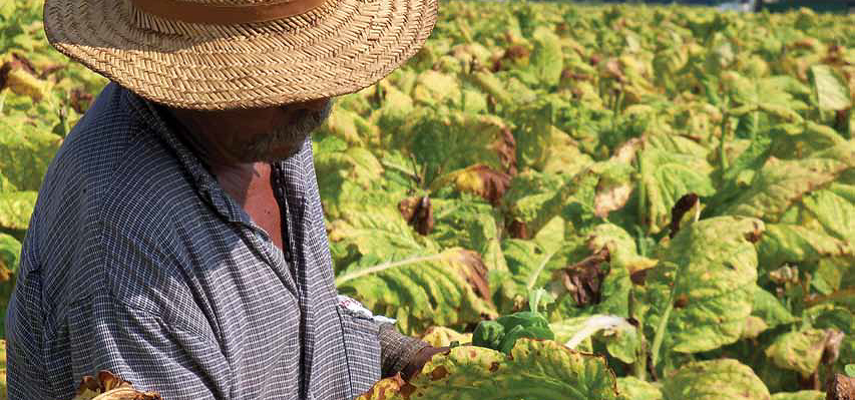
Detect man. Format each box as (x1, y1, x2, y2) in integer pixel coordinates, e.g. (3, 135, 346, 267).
(5, 0, 446, 399)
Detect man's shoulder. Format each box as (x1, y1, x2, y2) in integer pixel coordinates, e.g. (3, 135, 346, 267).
(17, 83, 205, 331)
(40, 82, 193, 227)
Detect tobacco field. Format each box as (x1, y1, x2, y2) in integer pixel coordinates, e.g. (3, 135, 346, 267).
(2, 0, 855, 399)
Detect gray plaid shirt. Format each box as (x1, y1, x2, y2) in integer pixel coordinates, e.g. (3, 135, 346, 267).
(5, 82, 427, 400)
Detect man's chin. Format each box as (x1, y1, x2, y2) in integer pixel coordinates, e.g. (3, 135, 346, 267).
(237, 134, 311, 163)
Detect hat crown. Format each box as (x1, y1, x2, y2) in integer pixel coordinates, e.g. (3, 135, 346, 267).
(130, 0, 326, 25)
(163, 0, 288, 5)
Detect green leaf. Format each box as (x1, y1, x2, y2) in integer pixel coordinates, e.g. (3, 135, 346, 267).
(335, 246, 495, 334)
(588, 223, 657, 275)
(470, 71, 514, 107)
(411, 70, 461, 107)
(317, 106, 374, 147)
(402, 111, 515, 185)
(0, 119, 62, 191)
(765, 328, 830, 379)
(512, 98, 594, 174)
(661, 359, 771, 400)
(752, 286, 797, 329)
(799, 189, 855, 243)
(313, 139, 386, 220)
(718, 156, 849, 222)
(374, 85, 414, 136)
(810, 65, 852, 111)
(420, 326, 472, 348)
(0, 191, 37, 231)
(846, 364, 855, 378)
(0, 233, 21, 275)
(757, 224, 855, 271)
(638, 145, 715, 233)
(358, 339, 622, 400)
(617, 377, 663, 400)
(529, 26, 563, 87)
(644, 216, 764, 354)
(500, 238, 570, 310)
(770, 391, 825, 400)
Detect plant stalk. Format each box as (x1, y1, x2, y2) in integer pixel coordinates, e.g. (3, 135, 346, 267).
(650, 262, 681, 370)
(629, 288, 647, 381)
(719, 100, 730, 171)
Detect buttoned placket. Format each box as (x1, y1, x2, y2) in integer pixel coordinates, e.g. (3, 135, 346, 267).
(129, 90, 304, 296)
(269, 162, 303, 302)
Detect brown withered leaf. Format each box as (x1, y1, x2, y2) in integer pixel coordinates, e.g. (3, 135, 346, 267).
(553, 248, 610, 307)
(507, 219, 529, 240)
(492, 45, 531, 71)
(491, 124, 518, 176)
(601, 58, 625, 82)
(433, 165, 511, 206)
(38, 63, 65, 80)
(72, 370, 162, 400)
(594, 183, 632, 219)
(822, 329, 845, 365)
(630, 268, 649, 286)
(594, 138, 641, 219)
(0, 53, 37, 90)
(71, 88, 95, 114)
(669, 193, 699, 239)
(466, 165, 511, 206)
(398, 196, 434, 236)
(827, 374, 855, 400)
(454, 250, 492, 304)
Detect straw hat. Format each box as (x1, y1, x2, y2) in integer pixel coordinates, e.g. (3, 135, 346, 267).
(43, 0, 438, 110)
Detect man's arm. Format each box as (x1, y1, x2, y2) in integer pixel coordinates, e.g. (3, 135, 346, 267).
(377, 323, 431, 378)
(336, 295, 439, 379)
(69, 294, 232, 400)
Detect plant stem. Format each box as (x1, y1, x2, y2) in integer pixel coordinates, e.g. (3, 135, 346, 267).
(805, 288, 855, 307)
(650, 263, 681, 370)
(650, 299, 673, 369)
(380, 159, 420, 183)
(719, 99, 730, 171)
(525, 250, 558, 291)
(636, 154, 647, 231)
(629, 288, 648, 381)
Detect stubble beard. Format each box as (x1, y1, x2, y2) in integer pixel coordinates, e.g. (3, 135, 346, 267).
(236, 99, 335, 163)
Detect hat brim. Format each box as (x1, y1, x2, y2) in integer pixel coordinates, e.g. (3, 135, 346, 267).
(43, 0, 437, 110)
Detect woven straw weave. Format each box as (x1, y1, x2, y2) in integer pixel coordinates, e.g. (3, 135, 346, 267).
(43, 0, 438, 110)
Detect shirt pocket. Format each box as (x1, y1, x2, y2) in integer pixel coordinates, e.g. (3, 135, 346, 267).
(338, 307, 381, 397)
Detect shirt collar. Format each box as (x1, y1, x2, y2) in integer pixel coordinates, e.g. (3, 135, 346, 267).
(118, 83, 260, 227)
(117, 83, 317, 250)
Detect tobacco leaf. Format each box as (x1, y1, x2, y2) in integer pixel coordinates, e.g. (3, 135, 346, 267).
(357, 339, 622, 400)
(0, 191, 37, 231)
(810, 65, 852, 111)
(764, 328, 836, 379)
(644, 217, 764, 353)
(431, 164, 511, 206)
(661, 359, 771, 400)
(618, 376, 663, 400)
(335, 246, 495, 334)
(769, 391, 825, 400)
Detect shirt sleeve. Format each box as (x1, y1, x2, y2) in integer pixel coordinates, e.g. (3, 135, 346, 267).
(377, 323, 430, 378)
(335, 295, 429, 378)
(67, 294, 233, 400)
